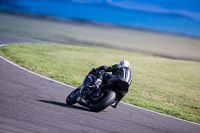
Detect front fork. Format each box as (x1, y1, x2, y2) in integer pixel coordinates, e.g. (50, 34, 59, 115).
(76, 85, 89, 107)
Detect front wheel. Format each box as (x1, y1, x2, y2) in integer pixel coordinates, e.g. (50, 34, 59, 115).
(89, 90, 116, 112)
(66, 88, 79, 105)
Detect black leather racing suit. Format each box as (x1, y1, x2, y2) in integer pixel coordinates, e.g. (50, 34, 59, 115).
(95, 64, 132, 103)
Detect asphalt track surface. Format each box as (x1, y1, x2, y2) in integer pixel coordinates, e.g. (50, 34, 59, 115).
(0, 35, 200, 133)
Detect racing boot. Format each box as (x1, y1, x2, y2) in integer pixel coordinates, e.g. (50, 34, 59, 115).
(111, 93, 126, 108)
(111, 101, 119, 108)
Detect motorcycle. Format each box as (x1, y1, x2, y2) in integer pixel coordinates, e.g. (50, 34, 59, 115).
(66, 71, 129, 112)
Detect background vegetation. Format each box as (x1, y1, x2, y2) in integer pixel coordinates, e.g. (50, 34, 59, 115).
(1, 12, 200, 61)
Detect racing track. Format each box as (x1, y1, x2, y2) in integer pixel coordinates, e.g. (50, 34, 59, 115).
(0, 35, 200, 133)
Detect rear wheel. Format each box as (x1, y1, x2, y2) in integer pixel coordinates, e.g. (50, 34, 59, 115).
(66, 89, 79, 105)
(89, 90, 116, 112)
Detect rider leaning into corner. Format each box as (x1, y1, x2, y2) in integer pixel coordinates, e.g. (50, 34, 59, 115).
(90, 60, 132, 108)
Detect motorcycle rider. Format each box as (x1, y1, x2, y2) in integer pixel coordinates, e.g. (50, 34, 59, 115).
(90, 60, 132, 108)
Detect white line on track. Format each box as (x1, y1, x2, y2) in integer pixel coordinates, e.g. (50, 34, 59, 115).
(0, 44, 75, 89)
(0, 44, 6, 47)
(0, 44, 199, 126)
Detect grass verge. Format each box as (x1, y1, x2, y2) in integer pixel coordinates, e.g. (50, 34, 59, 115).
(0, 43, 200, 123)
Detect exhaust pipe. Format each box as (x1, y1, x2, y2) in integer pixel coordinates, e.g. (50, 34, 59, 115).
(77, 96, 89, 107)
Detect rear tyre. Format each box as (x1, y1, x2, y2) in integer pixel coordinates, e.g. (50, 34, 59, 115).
(89, 90, 116, 112)
(66, 89, 79, 105)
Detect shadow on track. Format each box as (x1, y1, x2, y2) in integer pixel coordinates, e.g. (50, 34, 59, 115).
(37, 100, 90, 112)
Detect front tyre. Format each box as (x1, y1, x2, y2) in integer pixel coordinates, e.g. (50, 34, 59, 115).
(89, 90, 116, 112)
(66, 89, 79, 105)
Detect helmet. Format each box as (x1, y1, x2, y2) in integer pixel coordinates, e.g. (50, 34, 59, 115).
(119, 60, 130, 68)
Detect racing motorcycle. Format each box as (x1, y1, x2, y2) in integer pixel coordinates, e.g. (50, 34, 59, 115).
(66, 71, 129, 112)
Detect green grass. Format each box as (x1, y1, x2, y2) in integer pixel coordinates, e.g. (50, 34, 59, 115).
(0, 43, 200, 124)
